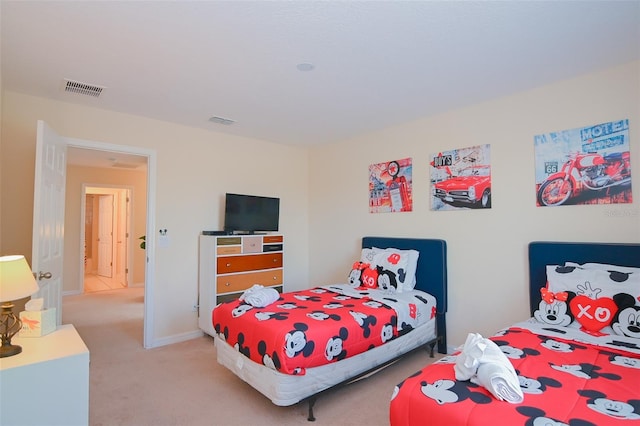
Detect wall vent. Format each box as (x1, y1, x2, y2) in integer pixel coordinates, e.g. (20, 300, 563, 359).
(111, 162, 139, 169)
(63, 79, 105, 98)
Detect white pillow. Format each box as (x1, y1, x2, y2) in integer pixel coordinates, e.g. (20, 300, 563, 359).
(547, 264, 640, 300)
(372, 247, 419, 292)
(360, 247, 384, 265)
(564, 262, 640, 274)
(546, 264, 640, 336)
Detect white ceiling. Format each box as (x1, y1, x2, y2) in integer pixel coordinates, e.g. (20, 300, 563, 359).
(2, 0, 639, 153)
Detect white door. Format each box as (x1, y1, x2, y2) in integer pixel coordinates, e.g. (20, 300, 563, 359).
(31, 121, 66, 325)
(97, 195, 114, 277)
(115, 190, 130, 286)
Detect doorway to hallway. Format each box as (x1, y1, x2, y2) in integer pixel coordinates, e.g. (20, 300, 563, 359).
(84, 273, 125, 292)
(82, 186, 131, 294)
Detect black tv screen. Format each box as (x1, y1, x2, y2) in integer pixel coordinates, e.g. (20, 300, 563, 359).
(224, 193, 280, 233)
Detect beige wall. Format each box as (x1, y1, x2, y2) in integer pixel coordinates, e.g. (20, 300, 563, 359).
(308, 60, 640, 349)
(0, 93, 310, 345)
(2, 61, 638, 349)
(64, 165, 147, 292)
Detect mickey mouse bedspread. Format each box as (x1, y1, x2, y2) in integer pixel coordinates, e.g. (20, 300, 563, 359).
(390, 325, 640, 425)
(212, 284, 437, 375)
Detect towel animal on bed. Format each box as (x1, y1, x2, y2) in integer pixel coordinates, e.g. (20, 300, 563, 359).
(454, 332, 524, 404)
(239, 284, 280, 308)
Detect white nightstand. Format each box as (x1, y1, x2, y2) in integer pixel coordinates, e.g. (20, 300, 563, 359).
(0, 324, 90, 426)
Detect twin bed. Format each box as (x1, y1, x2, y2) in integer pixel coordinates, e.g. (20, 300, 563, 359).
(208, 237, 640, 424)
(390, 241, 640, 425)
(210, 236, 447, 420)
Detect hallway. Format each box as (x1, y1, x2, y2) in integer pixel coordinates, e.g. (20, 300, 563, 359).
(84, 273, 126, 293)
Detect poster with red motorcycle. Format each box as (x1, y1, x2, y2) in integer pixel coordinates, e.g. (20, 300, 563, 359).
(369, 158, 413, 213)
(429, 144, 492, 211)
(535, 119, 632, 207)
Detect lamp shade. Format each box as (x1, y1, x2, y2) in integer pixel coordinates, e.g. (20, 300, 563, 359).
(0, 255, 40, 302)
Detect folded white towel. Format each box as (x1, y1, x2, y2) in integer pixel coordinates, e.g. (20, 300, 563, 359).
(454, 332, 523, 404)
(239, 284, 280, 307)
(473, 360, 524, 403)
(454, 332, 486, 380)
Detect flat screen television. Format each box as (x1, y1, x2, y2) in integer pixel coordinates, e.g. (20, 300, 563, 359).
(223, 193, 280, 233)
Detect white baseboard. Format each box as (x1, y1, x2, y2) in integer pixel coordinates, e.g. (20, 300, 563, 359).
(148, 329, 205, 348)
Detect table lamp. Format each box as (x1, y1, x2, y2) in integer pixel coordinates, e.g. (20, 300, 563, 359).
(0, 255, 40, 357)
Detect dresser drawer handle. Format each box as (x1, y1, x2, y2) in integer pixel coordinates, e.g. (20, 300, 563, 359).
(225, 282, 230, 287)
(272, 276, 277, 281)
(273, 259, 278, 263)
(226, 263, 231, 267)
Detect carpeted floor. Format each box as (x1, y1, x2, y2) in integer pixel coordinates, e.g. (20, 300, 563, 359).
(62, 287, 443, 426)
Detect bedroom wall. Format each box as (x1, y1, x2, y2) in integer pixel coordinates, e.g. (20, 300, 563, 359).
(1, 62, 638, 350)
(307, 60, 640, 350)
(0, 92, 310, 346)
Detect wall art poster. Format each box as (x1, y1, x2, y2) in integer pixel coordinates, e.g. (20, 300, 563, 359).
(369, 157, 413, 213)
(430, 144, 492, 211)
(534, 119, 632, 207)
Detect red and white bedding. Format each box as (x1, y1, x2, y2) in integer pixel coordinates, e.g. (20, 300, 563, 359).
(390, 320, 640, 425)
(212, 284, 437, 375)
(391, 257, 640, 425)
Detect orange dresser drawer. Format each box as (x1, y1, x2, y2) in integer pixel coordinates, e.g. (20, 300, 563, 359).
(263, 235, 283, 243)
(216, 269, 283, 294)
(217, 246, 242, 255)
(217, 253, 283, 274)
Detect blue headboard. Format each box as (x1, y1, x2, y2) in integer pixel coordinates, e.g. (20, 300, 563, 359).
(528, 241, 640, 316)
(362, 237, 447, 353)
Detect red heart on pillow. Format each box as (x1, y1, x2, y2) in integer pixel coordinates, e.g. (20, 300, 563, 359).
(569, 295, 617, 335)
(360, 267, 379, 289)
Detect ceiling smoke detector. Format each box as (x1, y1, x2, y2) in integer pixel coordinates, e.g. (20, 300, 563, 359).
(209, 116, 235, 126)
(63, 79, 106, 98)
(296, 62, 315, 72)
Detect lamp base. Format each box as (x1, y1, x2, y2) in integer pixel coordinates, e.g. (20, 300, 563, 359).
(1, 302, 24, 357)
(0, 342, 22, 358)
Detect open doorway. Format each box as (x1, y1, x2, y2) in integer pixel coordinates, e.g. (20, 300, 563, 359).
(82, 186, 132, 293)
(34, 122, 156, 347)
(64, 142, 154, 348)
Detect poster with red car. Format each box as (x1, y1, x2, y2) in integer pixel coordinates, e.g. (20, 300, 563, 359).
(430, 144, 492, 211)
(369, 158, 413, 213)
(534, 119, 632, 207)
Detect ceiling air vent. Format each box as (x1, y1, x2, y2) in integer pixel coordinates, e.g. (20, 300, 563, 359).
(209, 116, 235, 126)
(111, 162, 139, 169)
(63, 79, 105, 98)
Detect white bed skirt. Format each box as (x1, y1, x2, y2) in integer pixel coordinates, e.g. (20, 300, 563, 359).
(214, 318, 437, 406)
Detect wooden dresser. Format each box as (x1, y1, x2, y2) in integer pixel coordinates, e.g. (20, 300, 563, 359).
(198, 234, 283, 336)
